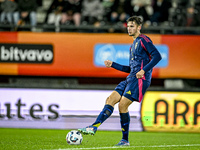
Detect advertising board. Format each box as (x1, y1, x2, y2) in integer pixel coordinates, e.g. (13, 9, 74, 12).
(0, 88, 142, 130)
(141, 91, 200, 132)
(0, 32, 200, 79)
(94, 44, 168, 67)
(1, 88, 199, 132)
(0, 43, 53, 63)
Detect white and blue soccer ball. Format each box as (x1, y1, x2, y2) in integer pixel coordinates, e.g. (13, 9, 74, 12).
(66, 130, 83, 145)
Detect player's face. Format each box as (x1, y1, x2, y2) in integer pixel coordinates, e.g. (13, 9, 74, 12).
(127, 21, 140, 36)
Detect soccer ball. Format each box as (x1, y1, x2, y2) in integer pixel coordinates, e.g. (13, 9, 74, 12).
(66, 130, 83, 145)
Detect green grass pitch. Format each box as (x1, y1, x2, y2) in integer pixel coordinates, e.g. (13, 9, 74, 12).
(0, 128, 199, 150)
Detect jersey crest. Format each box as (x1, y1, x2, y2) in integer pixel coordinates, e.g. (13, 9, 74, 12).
(135, 42, 138, 49)
(131, 47, 134, 60)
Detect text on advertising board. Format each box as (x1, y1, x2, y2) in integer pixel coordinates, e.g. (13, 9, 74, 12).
(94, 44, 168, 67)
(0, 43, 53, 63)
(141, 91, 200, 132)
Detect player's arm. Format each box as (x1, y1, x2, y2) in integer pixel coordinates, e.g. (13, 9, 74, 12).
(141, 39, 162, 73)
(104, 60, 130, 73)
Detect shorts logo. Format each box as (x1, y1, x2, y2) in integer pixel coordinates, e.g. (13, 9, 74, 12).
(126, 90, 131, 95)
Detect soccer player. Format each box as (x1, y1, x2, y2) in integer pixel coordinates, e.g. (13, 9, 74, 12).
(78, 16, 162, 146)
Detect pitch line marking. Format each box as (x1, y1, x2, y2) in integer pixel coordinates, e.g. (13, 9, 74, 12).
(58, 144, 200, 150)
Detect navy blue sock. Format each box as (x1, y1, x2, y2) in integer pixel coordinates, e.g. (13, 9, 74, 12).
(92, 104, 114, 127)
(120, 112, 130, 141)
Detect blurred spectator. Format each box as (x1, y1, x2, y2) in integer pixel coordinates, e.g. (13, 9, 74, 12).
(101, 0, 115, 23)
(81, 0, 103, 25)
(61, 0, 82, 26)
(131, 0, 150, 22)
(36, 0, 42, 7)
(0, 0, 3, 16)
(45, 0, 64, 26)
(0, 0, 3, 7)
(168, 0, 187, 26)
(170, 2, 200, 27)
(0, 0, 18, 25)
(150, 0, 171, 24)
(184, 4, 200, 27)
(14, 0, 37, 26)
(110, 0, 132, 24)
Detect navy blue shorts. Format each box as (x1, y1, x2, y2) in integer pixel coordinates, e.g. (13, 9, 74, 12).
(115, 76, 150, 103)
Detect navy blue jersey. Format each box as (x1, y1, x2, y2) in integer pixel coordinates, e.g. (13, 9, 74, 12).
(112, 34, 161, 102)
(112, 34, 162, 82)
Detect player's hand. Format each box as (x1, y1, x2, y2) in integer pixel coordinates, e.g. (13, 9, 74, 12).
(136, 69, 145, 79)
(104, 60, 113, 68)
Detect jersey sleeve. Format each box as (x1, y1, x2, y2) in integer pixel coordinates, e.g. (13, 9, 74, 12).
(140, 38, 162, 72)
(111, 62, 130, 73)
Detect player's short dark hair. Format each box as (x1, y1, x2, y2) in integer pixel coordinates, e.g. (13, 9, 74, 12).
(127, 16, 143, 26)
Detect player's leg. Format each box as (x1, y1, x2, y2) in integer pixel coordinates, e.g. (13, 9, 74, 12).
(116, 77, 138, 146)
(92, 91, 121, 126)
(78, 91, 121, 135)
(115, 96, 132, 146)
(116, 78, 150, 145)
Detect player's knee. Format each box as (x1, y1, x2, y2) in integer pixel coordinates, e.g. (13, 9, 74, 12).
(118, 102, 128, 113)
(105, 96, 118, 107)
(105, 96, 114, 106)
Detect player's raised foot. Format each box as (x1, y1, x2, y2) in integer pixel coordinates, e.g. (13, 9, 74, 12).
(78, 125, 97, 135)
(115, 139, 130, 146)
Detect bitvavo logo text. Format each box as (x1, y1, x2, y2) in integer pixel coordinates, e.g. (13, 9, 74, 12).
(0, 43, 53, 63)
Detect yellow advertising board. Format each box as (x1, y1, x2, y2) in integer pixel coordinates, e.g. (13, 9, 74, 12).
(141, 91, 200, 132)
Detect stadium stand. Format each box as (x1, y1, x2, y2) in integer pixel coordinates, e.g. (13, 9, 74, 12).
(0, 0, 199, 33)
